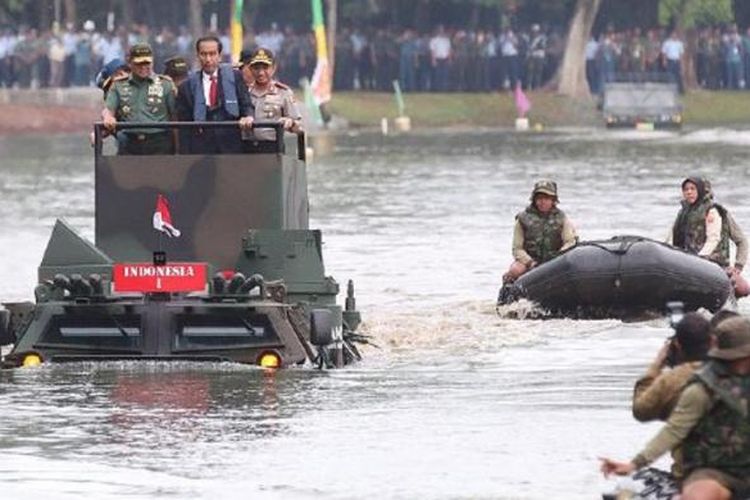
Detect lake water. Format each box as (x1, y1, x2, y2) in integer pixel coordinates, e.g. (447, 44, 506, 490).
(2, 127, 750, 499)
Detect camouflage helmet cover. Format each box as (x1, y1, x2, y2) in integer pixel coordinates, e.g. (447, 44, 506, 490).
(531, 179, 558, 201)
(708, 316, 750, 360)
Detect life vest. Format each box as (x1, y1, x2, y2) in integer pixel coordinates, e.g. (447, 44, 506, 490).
(517, 205, 566, 263)
(682, 361, 750, 479)
(673, 198, 730, 267)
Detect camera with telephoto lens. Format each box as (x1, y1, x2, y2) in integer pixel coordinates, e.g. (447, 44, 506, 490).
(664, 301, 685, 367)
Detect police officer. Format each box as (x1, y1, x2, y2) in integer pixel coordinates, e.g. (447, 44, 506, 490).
(502, 179, 578, 284)
(241, 47, 301, 144)
(102, 43, 176, 155)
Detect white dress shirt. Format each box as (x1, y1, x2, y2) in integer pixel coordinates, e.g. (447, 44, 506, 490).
(202, 70, 218, 106)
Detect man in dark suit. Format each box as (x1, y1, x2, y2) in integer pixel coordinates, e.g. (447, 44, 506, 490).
(176, 35, 254, 154)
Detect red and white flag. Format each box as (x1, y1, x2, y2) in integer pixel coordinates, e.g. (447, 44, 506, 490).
(153, 194, 181, 238)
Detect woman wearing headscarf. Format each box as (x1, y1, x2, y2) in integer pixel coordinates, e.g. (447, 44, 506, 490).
(671, 177, 749, 297)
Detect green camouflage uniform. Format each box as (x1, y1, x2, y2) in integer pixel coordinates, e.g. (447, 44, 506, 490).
(682, 361, 750, 482)
(105, 73, 176, 155)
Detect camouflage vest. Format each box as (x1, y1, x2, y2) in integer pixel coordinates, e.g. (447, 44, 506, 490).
(673, 199, 730, 266)
(682, 362, 750, 478)
(517, 206, 565, 263)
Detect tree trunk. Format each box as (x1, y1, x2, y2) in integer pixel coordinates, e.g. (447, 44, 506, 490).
(468, 4, 480, 30)
(736, 0, 750, 28)
(327, 0, 337, 76)
(414, 0, 429, 32)
(189, 0, 203, 40)
(40, 0, 52, 30)
(683, 27, 698, 90)
(120, 0, 134, 28)
(673, 0, 691, 30)
(555, 0, 601, 99)
(63, 0, 76, 26)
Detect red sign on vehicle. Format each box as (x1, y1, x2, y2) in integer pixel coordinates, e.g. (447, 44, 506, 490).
(113, 263, 208, 293)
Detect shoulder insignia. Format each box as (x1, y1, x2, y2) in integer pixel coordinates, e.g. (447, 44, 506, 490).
(274, 81, 290, 90)
(112, 74, 129, 83)
(158, 74, 174, 83)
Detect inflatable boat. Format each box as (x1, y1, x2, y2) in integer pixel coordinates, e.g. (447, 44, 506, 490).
(497, 235, 732, 318)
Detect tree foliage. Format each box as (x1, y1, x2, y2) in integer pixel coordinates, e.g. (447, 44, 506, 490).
(659, 0, 734, 28)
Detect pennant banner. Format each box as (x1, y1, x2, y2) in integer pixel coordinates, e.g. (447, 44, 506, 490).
(310, 0, 331, 105)
(231, 0, 244, 63)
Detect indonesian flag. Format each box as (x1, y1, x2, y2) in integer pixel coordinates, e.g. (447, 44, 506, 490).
(153, 194, 181, 238)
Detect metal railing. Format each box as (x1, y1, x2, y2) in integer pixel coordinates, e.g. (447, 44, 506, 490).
(93, 121, 306, 161)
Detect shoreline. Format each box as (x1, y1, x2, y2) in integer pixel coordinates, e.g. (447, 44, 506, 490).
(1, 88, 750, 135)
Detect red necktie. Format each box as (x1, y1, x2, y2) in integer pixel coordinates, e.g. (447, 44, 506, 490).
(209, 75, 218, 108)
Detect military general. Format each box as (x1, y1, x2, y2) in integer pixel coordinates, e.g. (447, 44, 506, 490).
(102, 43, 176, 155)
(241, 47, 301, 143)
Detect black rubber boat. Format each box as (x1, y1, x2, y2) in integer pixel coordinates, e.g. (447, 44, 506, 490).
(497, 235, 732, 319)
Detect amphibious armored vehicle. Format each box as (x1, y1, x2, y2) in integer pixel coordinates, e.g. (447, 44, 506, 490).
(0, 122, 363, 369)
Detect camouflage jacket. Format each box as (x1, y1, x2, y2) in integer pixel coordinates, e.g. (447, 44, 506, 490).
(682, 361, 750, 479)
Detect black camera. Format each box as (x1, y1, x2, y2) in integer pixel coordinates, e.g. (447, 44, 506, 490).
(664, 301, 685, 367)
(666, 301, 684, 329)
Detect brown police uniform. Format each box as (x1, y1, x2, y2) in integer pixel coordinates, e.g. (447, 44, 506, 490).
(249, 80, 301, 141)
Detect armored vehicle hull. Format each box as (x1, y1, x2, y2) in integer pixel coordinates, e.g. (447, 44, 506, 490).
(497, 236, 731, 319)
(0, 122, 363, 369)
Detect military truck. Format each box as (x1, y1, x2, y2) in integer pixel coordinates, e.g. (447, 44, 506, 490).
(0, 122, 363, 369)
(602, 79, 683, 130)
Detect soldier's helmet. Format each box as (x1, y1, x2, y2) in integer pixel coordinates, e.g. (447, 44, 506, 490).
(708, 316, 750, 360)
(531, 179, 558, 201)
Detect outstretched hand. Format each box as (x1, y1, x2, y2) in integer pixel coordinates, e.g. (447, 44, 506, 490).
(598, 457, 636, 478)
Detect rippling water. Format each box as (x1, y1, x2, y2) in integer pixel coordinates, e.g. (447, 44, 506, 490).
(2, 127, 750, 499)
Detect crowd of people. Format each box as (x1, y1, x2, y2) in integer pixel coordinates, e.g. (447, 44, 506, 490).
(4, 19, 750, 95)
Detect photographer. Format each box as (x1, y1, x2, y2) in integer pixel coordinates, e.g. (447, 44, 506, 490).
(631, 311, 711, 479)
(601, 315, 750, 499)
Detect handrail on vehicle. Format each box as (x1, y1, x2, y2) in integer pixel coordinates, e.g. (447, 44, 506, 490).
(93, 120, 306, 161)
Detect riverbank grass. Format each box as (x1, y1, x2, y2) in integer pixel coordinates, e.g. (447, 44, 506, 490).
(327, 90, 750, 129)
